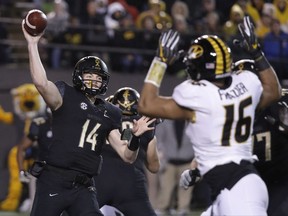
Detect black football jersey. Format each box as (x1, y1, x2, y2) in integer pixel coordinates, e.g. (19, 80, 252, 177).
(27, 116, 52, 161)
(253, 108, 288, 184)
(47, 81, 122, 176)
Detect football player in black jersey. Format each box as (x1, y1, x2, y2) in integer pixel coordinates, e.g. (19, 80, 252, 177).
(17, 107, 52, 181)
(16, 107, 53, 212)
(22, 23, 155, 216)
(253, 90, 288, 216)
(96, 87, 160, 216)
(234, 59, 288, 216)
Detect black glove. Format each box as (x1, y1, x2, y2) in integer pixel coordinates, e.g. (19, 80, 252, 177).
(179, 168, 201, 189)
(188, 169, 201, 186)
(234, 16, 270, 71)
(156, 29, 183, 65)
(235, 16, 261, 57)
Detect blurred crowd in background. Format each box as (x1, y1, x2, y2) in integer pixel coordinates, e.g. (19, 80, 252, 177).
(1, 0, 288, 83)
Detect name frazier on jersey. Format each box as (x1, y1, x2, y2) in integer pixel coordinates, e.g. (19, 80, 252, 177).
(218, 82, 248, 100)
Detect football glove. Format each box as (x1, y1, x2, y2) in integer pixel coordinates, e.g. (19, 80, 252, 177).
(234, 16, 261, 57)
(156, 29, 182, 65)
(179, 168, 200, 189)
(19, 170, 31, 183)
(234, 16, 271, 71)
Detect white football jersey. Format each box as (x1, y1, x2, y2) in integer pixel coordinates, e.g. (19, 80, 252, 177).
(172, 71, 263, 175)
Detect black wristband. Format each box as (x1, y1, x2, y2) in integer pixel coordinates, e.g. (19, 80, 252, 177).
(128, 134, 140, 151)
(253, 51, 271, 72)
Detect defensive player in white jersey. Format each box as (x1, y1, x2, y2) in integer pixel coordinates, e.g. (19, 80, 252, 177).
(138, 16, 282, 215)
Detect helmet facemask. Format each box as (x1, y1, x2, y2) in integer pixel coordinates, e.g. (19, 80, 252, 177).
(81, 72, 108, 96)
(73, 56, 110, 96)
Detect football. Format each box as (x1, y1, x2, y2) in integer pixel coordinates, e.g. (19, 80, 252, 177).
(23, 9, 47, 36)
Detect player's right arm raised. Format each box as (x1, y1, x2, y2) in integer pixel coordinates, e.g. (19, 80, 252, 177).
(21, 20, 62, 111)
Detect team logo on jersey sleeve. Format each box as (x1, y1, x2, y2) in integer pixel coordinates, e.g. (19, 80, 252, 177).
(80, 102, 88, 110)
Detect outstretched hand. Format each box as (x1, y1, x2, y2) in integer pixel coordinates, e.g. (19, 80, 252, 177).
(156, 29, 183, 65)
(132, 116, 155, 137)
(233, 16, 260, 56)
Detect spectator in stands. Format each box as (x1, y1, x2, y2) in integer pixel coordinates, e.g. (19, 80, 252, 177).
(170, 1, 193, 27)
(104, 2, 128, 38)
(263, 18, 288, 82)
(45, 0, 70, 69)
(193, 0, 218, 21)
(246, 0, 275, 30)
(62, 16, 84, 67)
(136, 14, 160, 71)
(111, 14, 144, 73)
(273, 0, 288, 33)
(255, 12, 274, 38)
(193, 0, 222, 36)
(223, 4, 245, 41)
(236, 0, 252, 17)
(246, 0, 265, 26)
(80, 0, 108, 56)
(214, 0, 237, 25)
(95, 0, 108, 15)
(172, 14, 192, 49)
(136, 0, 172, 31)
(109, 0, 139, 22)
(204, 11, 223, 35)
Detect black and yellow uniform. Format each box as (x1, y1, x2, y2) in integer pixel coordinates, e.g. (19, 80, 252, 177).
(95, 115, 157, 216)
(30, 81, 122, 216)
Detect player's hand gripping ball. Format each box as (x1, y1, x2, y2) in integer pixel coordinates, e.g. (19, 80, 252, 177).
(23, 9, 47, 36)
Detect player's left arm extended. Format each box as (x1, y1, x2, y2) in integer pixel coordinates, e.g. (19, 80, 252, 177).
(108, 116, 155, 163)
(108, 129, 138, 163)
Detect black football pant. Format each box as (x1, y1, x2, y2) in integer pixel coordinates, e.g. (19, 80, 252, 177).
(30, 168, 103, 216)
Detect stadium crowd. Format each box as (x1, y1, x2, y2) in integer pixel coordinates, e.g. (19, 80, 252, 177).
(1, 0, 288, 83)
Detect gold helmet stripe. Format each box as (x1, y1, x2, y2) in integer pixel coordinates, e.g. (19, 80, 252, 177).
(206, 37, 231, 75)
(216, 37, 232, 73)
